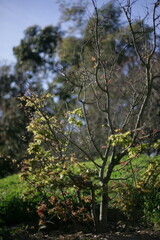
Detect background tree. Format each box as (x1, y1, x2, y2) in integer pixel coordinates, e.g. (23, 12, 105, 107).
(13, 25, 62, 93)
(0, 25, 64, 178)
(0, 64, 30, 177)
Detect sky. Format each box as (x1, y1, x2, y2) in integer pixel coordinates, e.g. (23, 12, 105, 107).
(0, 0, 156, 64)
(0, 0, 60, 63)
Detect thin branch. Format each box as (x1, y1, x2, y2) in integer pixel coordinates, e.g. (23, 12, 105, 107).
(82, 100, 104, 161)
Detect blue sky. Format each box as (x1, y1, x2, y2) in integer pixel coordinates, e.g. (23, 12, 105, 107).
(0, 0, 60, 63)
(0, 0, 156, 63)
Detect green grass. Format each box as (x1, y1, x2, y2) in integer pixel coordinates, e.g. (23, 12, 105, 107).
(0, 174, 26, 197)
(0, 154, 156, 198)
(111, 155, 151, 181)
(0, 174, 40, 226)
(80, 154, 155, 183)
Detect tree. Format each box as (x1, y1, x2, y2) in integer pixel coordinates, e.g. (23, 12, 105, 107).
(13, 25, 62, 93)
(0, 24, 69, 178)
(0, 25, 63, 176)
(0, 64, 30, 177)
(21, 0, 160, 232)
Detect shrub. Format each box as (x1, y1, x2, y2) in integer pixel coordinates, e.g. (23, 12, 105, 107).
(0, 156, 16, 178)
(112, 158, 160, 229)
(137, 158, 160, 229)
(36, 192, 93, 228)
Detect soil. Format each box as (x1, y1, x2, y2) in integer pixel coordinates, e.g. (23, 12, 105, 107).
(5, 227, 160, 240)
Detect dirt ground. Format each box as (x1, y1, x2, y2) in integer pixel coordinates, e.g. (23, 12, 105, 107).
(7, 228, 160, 240)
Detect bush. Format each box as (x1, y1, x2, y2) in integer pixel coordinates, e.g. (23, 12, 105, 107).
(0, 156, 16, 178)
(138, 159, 160, 229)
(112, 158, 160, 229)
(0, 194, 39, 225)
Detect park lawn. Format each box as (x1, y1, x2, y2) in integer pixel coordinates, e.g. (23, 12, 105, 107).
(81, 154, 155, 182)
(0, 154, 156, 199)
(0, 174, 27, 197)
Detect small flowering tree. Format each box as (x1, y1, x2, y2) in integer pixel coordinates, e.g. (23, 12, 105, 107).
(21, 93, 98, 228)
(21, 0, 160, 232)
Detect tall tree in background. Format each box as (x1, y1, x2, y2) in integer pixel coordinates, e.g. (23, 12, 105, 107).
(0, 65, 30, 177)
(0, 25, 62, 177)
(13, 25, 62, 93)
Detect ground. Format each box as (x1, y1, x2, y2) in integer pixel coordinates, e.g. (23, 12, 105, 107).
(6, 227, 160, 240)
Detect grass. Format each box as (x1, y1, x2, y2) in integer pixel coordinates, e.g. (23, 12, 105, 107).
(0, 155, 157, 199)
(0, 174, 26, 198)
(0, 174, 40, 226)
(80, 154, 155, 184)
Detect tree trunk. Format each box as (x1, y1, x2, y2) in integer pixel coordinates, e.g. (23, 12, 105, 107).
(91, 189, 99, 232)
(98, 184, 109, 232)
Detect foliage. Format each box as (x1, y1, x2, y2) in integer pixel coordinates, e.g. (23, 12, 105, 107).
(20, 92, 160, 231)
(36, 193, 93, 228)
(137, 158, 160, 229)
(13, 25, 62, 75)
(0, 65, 31, 177)
(0, 25, 62, 177)
(58, 0, 89, 33)
(20, 93, 98, 228)
(112, 157, 160, 229)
